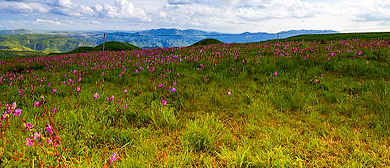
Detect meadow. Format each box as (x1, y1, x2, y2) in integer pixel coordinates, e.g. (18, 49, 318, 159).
(1, 37, 390, 167)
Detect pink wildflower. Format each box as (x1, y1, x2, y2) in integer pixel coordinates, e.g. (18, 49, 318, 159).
(25, 123, 33, 130)
(172, 88, 176, 92)
(110, 153, 118, 162)
(33, 132, 40, 140)
(94, 92, 99, 99)
(53, 88, 57, 93)
(77, 87, 81, 92)
(274, 72, 278, 76)
(26, 138, 32, 146)
(124, 89, 128, 93)
(34, 101, 39, 107)
(46, 125, 53, 134)
(161, 99, 167, 106)
(11, 102, 17, 110)
(14, 109, 21, 117)
(228, 91, 232, 96)
(48, 138, 52, 144)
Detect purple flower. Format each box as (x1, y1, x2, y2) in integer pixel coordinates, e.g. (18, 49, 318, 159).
(94, 92, 99, 99)
(161, 99, 167, 106)
(26, 138, 32, 146)
(53, 88, 57, 93)
(172, 88, 176, 92)
(228, 91, 232, 96)
(14, 109, 21, 117)
(34, 101, 39, 107)
(76, 87, 81, 92)
(46, 125, 53, 134)
(124, 89, 128, 93)
(33, 132, 40, 139)
(25, 123, 33, 130)
(11, 102, 17, 110)
(48, 138, 52, 144)
(110, 153, 118, 162)
(274, 72, 278, 76)
(2, 111, 7, 121)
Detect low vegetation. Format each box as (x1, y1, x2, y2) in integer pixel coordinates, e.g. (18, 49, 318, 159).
(192, 38, 224, 46)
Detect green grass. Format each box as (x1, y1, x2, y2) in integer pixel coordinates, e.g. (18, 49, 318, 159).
(192, 38, 224, 46)
(0, 37, 389, 167)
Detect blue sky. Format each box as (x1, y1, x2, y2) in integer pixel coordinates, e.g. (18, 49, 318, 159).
(0, 0, 389, 33)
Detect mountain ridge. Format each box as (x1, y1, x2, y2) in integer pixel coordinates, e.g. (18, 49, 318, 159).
(0, 28, 338, 52)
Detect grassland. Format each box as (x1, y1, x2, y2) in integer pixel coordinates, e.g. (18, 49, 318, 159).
(0, 36, 389, 167)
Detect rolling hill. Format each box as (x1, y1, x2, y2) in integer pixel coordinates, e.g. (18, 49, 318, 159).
(64, 41, 139, 54)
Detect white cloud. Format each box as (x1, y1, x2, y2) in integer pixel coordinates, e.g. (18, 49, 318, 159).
(1, 0, 390, 33)
(43, 0, 151, 21)
(167, 0, 195, 5)
(55, 0, 72, 8)
(36, 18, 61, 25)
(0, 1, 48, 13)
(90, 0, 151, 21)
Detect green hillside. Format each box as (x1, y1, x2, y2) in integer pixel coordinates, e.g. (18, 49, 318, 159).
(0, 34, 93, 53)
(279, 32, 390, 42)
(192, 38, 224, 46)
(64, 41, 140, 54)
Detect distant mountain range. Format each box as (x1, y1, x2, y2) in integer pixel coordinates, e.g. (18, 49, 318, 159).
(0, 28, 338, 53)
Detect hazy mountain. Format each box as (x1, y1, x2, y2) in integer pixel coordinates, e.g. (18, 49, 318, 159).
(0, 29, 32, 35)
(0, 28, 338, 52)
(100, 29, 338, 48)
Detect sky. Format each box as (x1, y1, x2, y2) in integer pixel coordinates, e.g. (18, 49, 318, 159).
(0, 0, 389, 33)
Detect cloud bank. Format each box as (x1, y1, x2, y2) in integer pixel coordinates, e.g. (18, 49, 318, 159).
(0, 0, 389, 33)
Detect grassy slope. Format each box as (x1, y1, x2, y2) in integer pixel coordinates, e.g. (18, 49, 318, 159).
(192, 38, 224, 46)
(0, 35, 390, 167)
(63, 41, 139, 54)
(0, 34, 94, 53)
(279, 32, 390, 42)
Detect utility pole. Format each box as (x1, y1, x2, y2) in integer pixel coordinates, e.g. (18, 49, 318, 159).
(103, 33, 106, 52)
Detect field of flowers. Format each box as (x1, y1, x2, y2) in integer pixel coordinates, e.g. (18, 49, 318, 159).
(1, 39, 390, 167)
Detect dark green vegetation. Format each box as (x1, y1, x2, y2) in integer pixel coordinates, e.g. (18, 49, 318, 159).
(0, 50, 45, 58)
(192, 38, 224, 46)
(281, 32, 390, 42)
(63, 41, 139, 54)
